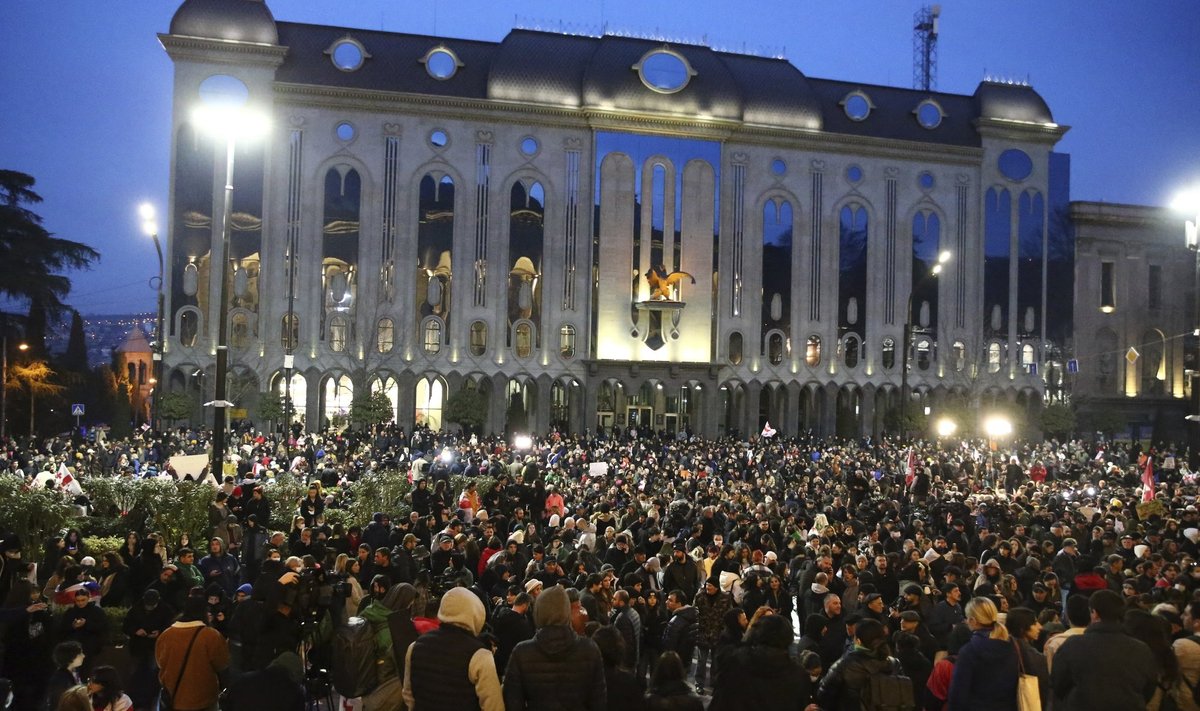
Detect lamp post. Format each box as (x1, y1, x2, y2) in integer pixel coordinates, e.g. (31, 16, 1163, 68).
(1172, 187, 1200, 465)
(140, 203, 164, 431)
(192, 104, 269, 478)
(0, 335, 28, 440)
(901, 250, 952, 440)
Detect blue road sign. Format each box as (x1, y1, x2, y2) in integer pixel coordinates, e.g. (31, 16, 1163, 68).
(71, 403, 85, 417)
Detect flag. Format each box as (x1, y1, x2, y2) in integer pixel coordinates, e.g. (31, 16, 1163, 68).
(761, 422, 776, 438)
(905, 448, 917, 488)
(1142, 456, 1156, 502)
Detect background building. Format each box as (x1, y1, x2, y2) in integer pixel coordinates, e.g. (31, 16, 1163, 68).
(158, 0, 1078, 438)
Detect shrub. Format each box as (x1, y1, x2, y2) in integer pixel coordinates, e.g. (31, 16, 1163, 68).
(82, 536, 124, 558)
(0, 476, 76, 559)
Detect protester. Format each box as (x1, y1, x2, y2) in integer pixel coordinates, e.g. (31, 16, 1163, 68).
(1051, 589, 1159, 711)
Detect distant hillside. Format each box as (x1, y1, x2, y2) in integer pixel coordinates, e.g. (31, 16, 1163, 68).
(46, 312, 157, 368)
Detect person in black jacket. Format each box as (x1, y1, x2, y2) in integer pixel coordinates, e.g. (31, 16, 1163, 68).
(122, 589, 175, 708)
(503, 585, 607, 710)
(645, 651, 703, 711)
(42, 640, 83, 711)
(594, 625, 646, 711)
(493, 593, 535, 678)
(817, 618, 904, 711)
(1051, 589, 1158, 711)
(57, 589, 106, 676)
(661, 590, 699, 672)
(222, 650, 305, 711)
(709, 613, 813, 711)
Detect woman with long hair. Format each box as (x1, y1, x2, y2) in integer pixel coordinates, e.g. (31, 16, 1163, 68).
(639, 590, 668, 682)
(118, 532, 140, 570)
(1124, 608, 1182, 711)
(98, 552, 130, 608)
(644, 651, 703, 710)
(1004, 607, 1050, 711)
(334, 553, 365, 618)
(947, 597, 1018, 711)
(86, 665, 132, 711)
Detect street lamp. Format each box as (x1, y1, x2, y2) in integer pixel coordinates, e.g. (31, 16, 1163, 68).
(0, 338, 28, 439)
(901, 250, 952, 440)
(192, 103, 269, 478)
(1172, 186, 1200, 465)
(935, 417, 957, 439)
(139, 203, 164, 431)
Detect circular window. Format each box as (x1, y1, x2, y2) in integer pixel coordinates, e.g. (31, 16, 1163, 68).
(771, 159, 787, 176)
(918, 171, 935, 190)
(636, 50, 693, 94)
(335, 122, 356, 142)
(843, 91, 872, 121)
(915, 100, 943, 129)
(520, 137, 539, 157)
(846, 165, 864, 184)
(424, 48, 459, 80)
(429, 130, 448, 149)
(998, 149, 1033, 181)
(198, 74, 248, 108)
(330, 40, 365, 72)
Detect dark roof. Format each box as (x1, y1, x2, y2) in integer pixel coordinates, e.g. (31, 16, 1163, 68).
(488, 30, 598, 107)
(973, 81, 1054, 124)
(809, 79, 981, 147)
(716, 52, 821, 131)
(170, 0, 278, 45)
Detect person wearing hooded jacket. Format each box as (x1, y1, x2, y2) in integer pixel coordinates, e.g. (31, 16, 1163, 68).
(710, 613, 815, 711)
(402, 586, 503, 711)
(503, 584, 607, 710)
(817, 618, 904, 711)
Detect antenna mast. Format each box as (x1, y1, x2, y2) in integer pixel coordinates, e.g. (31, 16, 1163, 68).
(913, 5, 940, 91)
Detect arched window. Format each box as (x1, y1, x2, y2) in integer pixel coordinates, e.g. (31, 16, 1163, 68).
(987, 342, 1003, 373)
(514, 322, 533, 358)
(138, 362, 147, 385)
(1021, 343, 1035, 367)
(559, 324, 576, 359)
(416, 174, 455, 331)
(843, 335, 860, 369)
(767, 332, 785, 366)
(881, 337, 896, 370)
(423, 319, 442, 355)
(415, 377, 445, 430)
(729, 332, 744, 365)
(281, 314, 299, 350)
(469, 321, 487, 356)
(230, 312, 250, 350)
(127, 363, 136, 383)
(952, 340, 967, 372)
(323, 374, 353, 425)
(179, 310, 199, 348)
(377, 318, 394, 353)
(916, 338, 932, 371)
(329, 316, 348, 352)
(806, 335, 822, 367)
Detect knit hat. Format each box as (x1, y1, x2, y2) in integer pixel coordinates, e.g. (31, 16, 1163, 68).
(534, 584, 571, 627)
(236, 584, 252, 595)
(438, 587, 485, 635)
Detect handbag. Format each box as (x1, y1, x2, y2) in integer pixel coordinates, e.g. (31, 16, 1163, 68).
(1013, 640, 1041, 711)
(159, 627, 204, 711)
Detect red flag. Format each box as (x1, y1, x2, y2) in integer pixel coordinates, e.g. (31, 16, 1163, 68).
(1142, 456, 1156, 502)
(905, 448, 917, 488)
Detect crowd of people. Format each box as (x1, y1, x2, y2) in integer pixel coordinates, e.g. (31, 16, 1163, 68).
(0, 421, 1197, 710)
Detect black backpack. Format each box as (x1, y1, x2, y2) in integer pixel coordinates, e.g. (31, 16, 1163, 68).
(331, 616, 379, 699)
(861, 660, 915, 711)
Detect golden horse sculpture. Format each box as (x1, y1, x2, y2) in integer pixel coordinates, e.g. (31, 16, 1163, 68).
(645, 264, 695, 301)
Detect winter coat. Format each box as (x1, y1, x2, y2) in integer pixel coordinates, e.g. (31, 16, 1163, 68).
(645, 680, 705, 711)
(693, 590, 732, 649)
(1050, 620, 1158, 711)
(817, 647, 902, 711)
(947, 630, 1018, 711)
(504, 624, 607, 710)
(710, 643, 814, 711)
(662, 605, 700, 665)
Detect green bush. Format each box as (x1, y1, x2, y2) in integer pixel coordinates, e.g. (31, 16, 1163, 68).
(82, 535, 124, 558)
(346, 469, 413, 524)
(266, 472, 311, 530)
(103, 605, 130, 646)
(0, 476, 76, 559)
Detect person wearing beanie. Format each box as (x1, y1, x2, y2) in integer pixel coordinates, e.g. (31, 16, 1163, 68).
(402, 587, 503, 711)
(155, 595, 230, 711)
(693, 575, 732, 693)
(503, 584, 607, 709)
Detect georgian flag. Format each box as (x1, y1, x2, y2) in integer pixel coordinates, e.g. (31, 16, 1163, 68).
(905, 449, 917, 488)
(1142, 456, 1156, 502)
(761, 422, 777, 438)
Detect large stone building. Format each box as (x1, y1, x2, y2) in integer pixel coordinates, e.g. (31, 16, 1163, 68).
(158, 0, 1078, 438)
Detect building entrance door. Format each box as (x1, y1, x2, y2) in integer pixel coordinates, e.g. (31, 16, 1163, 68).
(626, 406, 652, 430)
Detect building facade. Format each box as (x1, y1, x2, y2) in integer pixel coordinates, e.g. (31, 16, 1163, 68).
(159, 0, 1072, 438)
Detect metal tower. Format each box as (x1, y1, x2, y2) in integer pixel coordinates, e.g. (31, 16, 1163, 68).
(913, 5, 940, 91)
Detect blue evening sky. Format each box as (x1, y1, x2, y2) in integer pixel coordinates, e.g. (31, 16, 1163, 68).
(1, 1, 1197, 314)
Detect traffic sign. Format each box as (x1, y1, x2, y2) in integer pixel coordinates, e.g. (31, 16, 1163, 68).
(1067, 359, 1079, 374)
(71, 403, 85, 417)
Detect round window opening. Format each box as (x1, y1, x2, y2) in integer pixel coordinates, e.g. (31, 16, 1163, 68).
(425, 49, 458, 80)
(916, 101, 943, 129)
(335, 122, 356, 142)
(846, 165, 864, 184)
(520, 137, 539, 157)
(998, 149, 1033, 181)
(771, 159, 787, 176)
(331, 41, 365, 72)
(430, 130, 448, 148)
(198, 74, 249, 108)
(918, 172, 935, 190)
(843, 92, 871, 121)
(638, 50, 691, 93)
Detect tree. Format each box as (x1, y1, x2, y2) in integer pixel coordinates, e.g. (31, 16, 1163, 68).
(61, 310, 88, 372)
(444, 385, 487, 435)
(256, 391, 284, 432)
(159, 391, 196, 425)
(111, 380, 132, 438)
(349, 390, 394, 430)
(0, 170, 99, 323)
(1041, 403, 1076, 439)
(7, 359, 64, 435)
